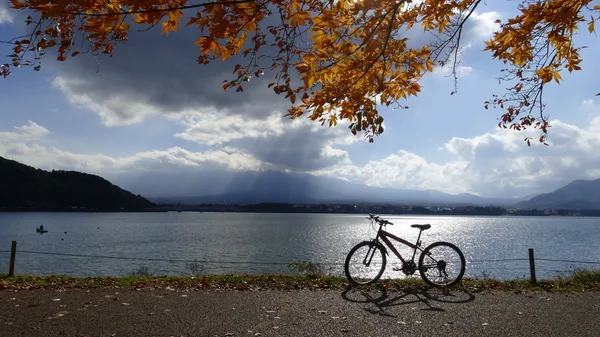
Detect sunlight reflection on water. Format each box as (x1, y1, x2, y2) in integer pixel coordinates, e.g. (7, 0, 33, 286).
(1, 212, 599, 280)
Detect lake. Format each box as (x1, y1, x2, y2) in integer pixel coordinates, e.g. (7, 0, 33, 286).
(1, 212, 599, 280)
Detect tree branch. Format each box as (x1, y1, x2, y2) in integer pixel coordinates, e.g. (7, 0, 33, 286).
(58, 0, 259, 17)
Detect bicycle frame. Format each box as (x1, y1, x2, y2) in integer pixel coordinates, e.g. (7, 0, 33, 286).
(373, 223, 425, 266)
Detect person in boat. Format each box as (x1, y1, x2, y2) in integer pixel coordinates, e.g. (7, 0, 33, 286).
(39, 224, 44, 231)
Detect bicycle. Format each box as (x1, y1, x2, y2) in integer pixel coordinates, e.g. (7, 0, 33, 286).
(344, 213, 466, 287)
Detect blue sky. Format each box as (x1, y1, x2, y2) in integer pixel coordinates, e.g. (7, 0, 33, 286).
(1, 1, 599, 199)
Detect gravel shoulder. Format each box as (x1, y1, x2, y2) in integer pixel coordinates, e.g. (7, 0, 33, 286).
(1, 288, 599, 337)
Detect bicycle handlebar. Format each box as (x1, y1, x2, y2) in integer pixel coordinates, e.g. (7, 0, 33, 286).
(367, 213, 393, 226)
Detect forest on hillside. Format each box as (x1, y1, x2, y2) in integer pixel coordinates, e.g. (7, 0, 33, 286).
(0, 157, 155, 211)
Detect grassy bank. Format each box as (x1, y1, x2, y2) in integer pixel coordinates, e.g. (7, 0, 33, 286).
(1, 270, 599, 292)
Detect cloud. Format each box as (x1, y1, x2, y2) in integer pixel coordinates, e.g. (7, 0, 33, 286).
(429, 11, 499, 77)
(1, 141, 269, 174)
(52, 76, 165, 126)
(50, 25, 291, 126)
(432, 64, 473, 77)
(468, 11, 501, 42)
(0, 121, 49, 140)
(582, 99, 596, 108)
(3, 113, 600, 199)
(174, 109, 287, 146)
(317, 115, 600, 198)
(0, 3, 14, 24)
(0, 121, 271, 174)
(47, 21, 364, 170)
(315, 150, 472, 194)
(174, 109, 359, 171)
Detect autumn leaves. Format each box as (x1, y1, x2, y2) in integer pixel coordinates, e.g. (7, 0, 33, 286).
(5, 0, 600, 143)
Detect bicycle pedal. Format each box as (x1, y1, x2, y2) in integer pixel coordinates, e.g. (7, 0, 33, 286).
(392, 268, 402, 272)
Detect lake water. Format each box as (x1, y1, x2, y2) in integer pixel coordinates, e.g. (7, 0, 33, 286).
(1, 212, 599, 280)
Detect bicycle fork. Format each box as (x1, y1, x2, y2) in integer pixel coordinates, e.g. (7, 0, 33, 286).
(362, 243, 378, 267)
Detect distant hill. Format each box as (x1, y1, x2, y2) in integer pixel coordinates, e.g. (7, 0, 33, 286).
(117, 169, 521, 206)
(0, 157, 155, 211)
(517, 178, 600, 210)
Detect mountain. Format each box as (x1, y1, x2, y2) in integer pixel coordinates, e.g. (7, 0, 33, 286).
(517, 178, 600, 210)
(0, 157, 155, 211)
(111, 169, 520, 206)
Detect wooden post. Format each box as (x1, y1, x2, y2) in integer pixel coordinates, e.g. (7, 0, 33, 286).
(8, 241, 17, 277)
(528, 248, 536, 284)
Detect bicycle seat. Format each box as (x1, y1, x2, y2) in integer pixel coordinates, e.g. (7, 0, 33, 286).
(411, 224, 431, 230)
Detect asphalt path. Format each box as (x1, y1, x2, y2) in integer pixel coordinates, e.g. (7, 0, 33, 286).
(1, 287, 599, 336)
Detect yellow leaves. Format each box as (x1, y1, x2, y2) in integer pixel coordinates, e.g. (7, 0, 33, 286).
(162, 10, 183, 35)
(290, 10, 310, 28)
(309, 29, 328, 47)
(9, 0, 27, 10)
(296, 62, 310, 73)
(195, 36, 221, 55)
(162, 20, 179, 35)
(4, 0, 597, 142)
(425, 59, 434, 72)
(286, 0, 312, 27)
(536, 67, 562, 84)
(329, 115, 338, 127)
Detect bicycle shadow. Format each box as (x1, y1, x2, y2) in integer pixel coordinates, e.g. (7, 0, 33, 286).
(340, 283, 475, 317)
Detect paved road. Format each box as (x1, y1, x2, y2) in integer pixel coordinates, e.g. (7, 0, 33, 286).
(1, 287, 599, 336)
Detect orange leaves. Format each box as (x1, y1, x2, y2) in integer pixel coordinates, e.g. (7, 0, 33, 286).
(3, 0, 598, 143)
(536, 67, 562, 84)
(195, 36, 221, 55)
(162, 19, 179, 34)
(290, 10, 310, 28)
(484, 0, 598, 145)
(9, 0, 28, 10)
(160, 7, 184, 35)
(162, 13, 182, 35)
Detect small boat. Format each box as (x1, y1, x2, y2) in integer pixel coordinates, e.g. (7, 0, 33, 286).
(36, 228, 48, 233)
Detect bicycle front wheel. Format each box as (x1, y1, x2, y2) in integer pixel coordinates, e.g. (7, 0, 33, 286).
(419, 242, 465, 287)
(344, 241, 387, 286)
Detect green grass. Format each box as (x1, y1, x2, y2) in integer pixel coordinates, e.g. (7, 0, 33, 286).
(558, 268, 600, 283)
(2, 270, 600, 292)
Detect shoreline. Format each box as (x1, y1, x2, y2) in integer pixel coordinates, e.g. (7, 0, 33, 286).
(1, 209, 599, 217)
(2, 273, 599, 293)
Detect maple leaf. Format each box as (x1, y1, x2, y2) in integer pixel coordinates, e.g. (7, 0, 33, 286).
(195, 36, 220, 55)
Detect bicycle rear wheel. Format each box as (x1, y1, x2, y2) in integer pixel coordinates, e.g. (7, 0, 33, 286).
(344, 241, 387, 286)
(418, 242, 465, 287)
